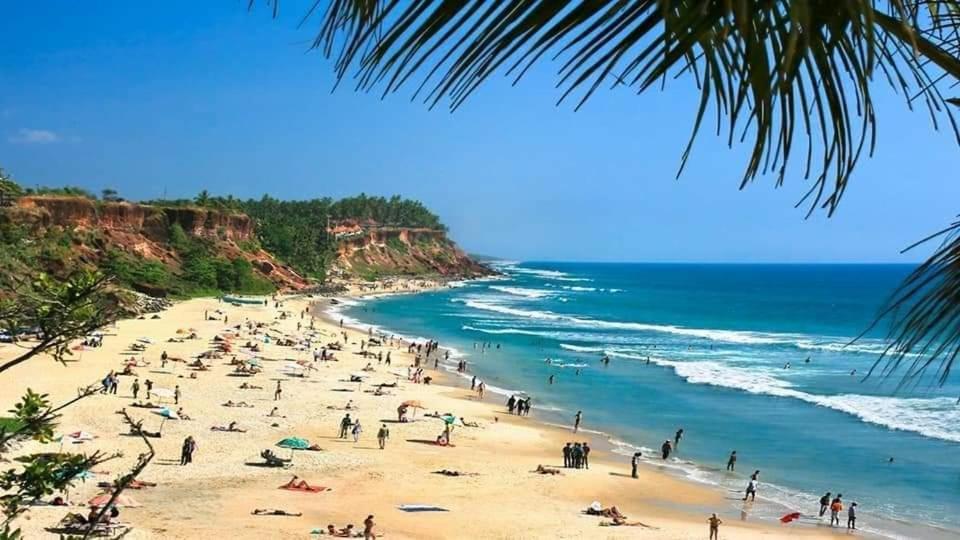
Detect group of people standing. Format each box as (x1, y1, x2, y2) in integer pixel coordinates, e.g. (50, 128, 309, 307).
(819, 492, 857, 529)
(505, 394, 531, 416)
(561, 442, 591, 469)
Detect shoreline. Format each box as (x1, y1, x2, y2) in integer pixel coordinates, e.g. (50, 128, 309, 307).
(319, 285, 869, 539)
(3, 282, 851, 539)
(324, 281, 949, 540)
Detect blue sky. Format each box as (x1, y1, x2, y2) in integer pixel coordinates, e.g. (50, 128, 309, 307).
(2, 1, 958, 263)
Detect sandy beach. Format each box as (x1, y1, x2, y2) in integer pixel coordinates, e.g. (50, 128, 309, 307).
(2, 285, 848, 539)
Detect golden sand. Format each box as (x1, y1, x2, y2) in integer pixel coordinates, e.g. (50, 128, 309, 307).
(2, 286, 846, 539)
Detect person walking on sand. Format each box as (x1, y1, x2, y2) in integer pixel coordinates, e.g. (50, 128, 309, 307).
(131, 378, 140, 400)
(631, 451, 641, 478)
(582, 442, 591, 469)
(274, 380, 282, 401)
(377, 424, 389, 449)
(847, 502, 857, 530)
(477, 382, 485, 400)
(818, 492, 832, 517)
(708, 513, 722, 540)
(174, 385, 181, 405)
(363, 515, 375, 540)
(180, 436, 197, 465)
(352, 419, 363, 443)
(726, 450, 737, 471)
(562, 443, 572, 468)
(339, 414, 352, 439)
(144, 379, 153, 400)
(573, 410, 582, 433)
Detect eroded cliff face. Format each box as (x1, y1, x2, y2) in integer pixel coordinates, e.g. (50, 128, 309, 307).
(13, 197, 254, 242)
(3, 196, 490, 293)
(334, 226, 490, 278)
(5, 196, 308, 291)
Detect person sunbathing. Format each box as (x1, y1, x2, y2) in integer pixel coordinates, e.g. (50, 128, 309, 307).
(461, 418, 480, 427)
(212, 421, 245, 432)
(240, 382, 263, 389)
(251, 508, 302, 516)
(130, 401, 159, 408)
(587, 506, 627, 519)
(535, 464, 561, 475)
(176, 408, 192, 420)
(223, 400, 253, 408)
(129, 422, 161, 438)
(267, 407, 285, 417)
(281, 475, 321, 490)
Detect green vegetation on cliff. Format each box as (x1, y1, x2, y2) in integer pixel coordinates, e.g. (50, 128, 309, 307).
(144, 192, 448, 280)
(0, 173, 483, 298)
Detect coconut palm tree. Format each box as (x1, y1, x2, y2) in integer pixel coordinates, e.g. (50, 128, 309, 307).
(254, 0, 960, 388)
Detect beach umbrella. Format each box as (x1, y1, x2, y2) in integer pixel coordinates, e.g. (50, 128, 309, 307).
(439, 414, 459, 426)
(88, 492, 141, 508)
(154, 407, 179, 420)
(400, 400, 424, 409)
(276, 437, 310, 450)
(136, 337, 152, 344)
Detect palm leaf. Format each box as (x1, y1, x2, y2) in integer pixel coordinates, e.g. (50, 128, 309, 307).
(861, 220, 960, 392)
(251, 1, 960, 388)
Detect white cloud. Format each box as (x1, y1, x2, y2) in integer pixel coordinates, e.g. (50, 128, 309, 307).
(8, 128, 60, 144)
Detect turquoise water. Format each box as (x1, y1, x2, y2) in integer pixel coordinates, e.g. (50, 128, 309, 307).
(338, 262, 960, 538)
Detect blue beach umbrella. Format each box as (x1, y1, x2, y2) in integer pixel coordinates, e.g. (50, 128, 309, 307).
(276, 437, 310, 450)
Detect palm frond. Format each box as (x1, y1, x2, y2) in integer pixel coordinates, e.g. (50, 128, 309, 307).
(264, 0, 960, 217)
(248, 1, 960, 388)
(862, 219, 960, 391)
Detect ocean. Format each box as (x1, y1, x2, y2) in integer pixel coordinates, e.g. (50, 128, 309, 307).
(335, 262, 960, 539)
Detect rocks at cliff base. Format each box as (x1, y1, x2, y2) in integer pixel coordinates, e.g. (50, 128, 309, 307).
(125, 291, 173, 315)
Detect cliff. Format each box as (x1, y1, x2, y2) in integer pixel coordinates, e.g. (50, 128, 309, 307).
(332, 224, 490, 279)
(2, 196, 309, 292)
(1, 196, 490, 295)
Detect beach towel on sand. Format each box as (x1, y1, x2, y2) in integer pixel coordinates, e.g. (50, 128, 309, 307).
(398, 504, 449, 512)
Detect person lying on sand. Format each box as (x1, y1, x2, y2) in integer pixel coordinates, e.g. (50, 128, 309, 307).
(211, 421, 246, 432)
(128, 422, 161, 438)
(281, 475, 322, 490)
(600, 517, 656, 528)
(251, 508, 301, 517)
(176, 408, 192, 420)
(130, 401, 159, 409)
(461, 418, 480, 427)
(534, 465, 562, 475)
(223, 401, 254, 408)
(240, 382, 263, 390)
(267, 407, 285, 418)
(585, 505, 627, 519)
